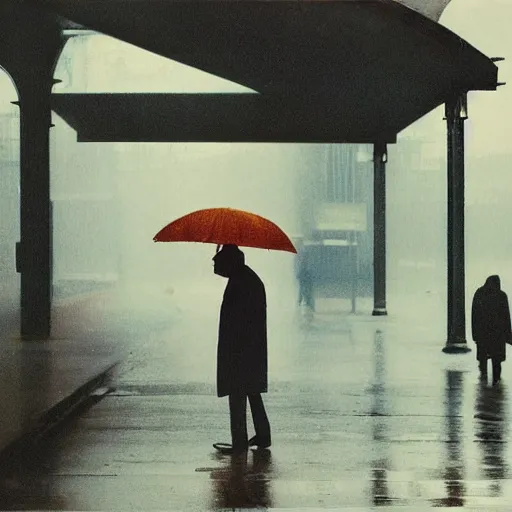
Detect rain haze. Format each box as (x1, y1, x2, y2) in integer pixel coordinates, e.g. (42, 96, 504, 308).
(1, 0, 512, 508)
(52, 34, 303, 328)
(0, 0, 507, 338)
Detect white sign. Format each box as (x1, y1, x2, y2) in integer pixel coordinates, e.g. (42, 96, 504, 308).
(316, 203, 367, 232)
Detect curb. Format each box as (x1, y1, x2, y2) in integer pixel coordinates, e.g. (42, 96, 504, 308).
(0, 362, 119, 466)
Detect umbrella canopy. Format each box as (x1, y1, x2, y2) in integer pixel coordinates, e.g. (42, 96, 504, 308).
(153, 208, 297, 254)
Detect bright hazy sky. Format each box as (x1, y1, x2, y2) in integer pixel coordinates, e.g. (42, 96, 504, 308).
(408, 0, 512, 156)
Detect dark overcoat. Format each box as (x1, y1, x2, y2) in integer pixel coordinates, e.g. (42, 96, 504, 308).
(471, 278, 511, 362)
(217, 265, 267, 398)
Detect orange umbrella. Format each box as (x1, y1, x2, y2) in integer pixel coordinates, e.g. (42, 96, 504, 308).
(153, 207, 296, 254)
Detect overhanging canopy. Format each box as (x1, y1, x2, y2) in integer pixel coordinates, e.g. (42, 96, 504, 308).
(31, 0, 498, 143)
(52, 93, 399, 143)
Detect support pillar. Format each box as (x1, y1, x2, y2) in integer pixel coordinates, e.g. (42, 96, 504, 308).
(372, 142, 387, 316)
(443, 94, 471, 353)
(18, 80, 54, 338)
(0, 5, 65, 338)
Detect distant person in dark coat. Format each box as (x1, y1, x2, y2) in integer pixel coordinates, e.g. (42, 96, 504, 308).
(212, 244, 271, 454)
(471, 275, 512, 385)
(295, 240, 314, 312)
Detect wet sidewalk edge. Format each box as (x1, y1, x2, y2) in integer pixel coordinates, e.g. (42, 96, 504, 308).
(0, 362, 119, 466)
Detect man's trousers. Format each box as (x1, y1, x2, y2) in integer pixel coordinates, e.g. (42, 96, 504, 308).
(229, 393, 271, 450)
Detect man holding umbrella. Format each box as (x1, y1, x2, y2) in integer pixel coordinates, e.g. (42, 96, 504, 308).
(154, 208, 297, 454)
(212, 244, 271, 454)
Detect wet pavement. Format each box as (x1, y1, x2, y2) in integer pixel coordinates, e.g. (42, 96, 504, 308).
(0, 290, 120, 458)
(0, 284, 511, 510)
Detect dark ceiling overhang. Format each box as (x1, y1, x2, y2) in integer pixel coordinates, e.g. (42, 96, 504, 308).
(52, 93, 398, 143)
(28, 0, 498, 143)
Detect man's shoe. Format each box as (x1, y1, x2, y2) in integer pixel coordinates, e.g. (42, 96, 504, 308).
(213, 442, 248, 455)
(248, 435, 271, 449)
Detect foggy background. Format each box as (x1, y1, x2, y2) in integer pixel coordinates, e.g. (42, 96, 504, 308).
(0, 0, 511, 344)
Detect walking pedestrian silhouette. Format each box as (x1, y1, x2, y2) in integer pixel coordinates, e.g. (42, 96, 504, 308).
(471, 275, 512, 386)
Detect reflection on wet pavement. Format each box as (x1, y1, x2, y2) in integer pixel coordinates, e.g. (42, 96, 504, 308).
(210, 449, 273, 509)
(475, 379, 508, 495)
(432, 370, 466, 507)
(370, 329, 395, 506)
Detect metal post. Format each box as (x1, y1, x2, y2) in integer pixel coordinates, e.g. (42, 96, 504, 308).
(350, 234, 357, 314)
(350, 146, 357, 314)
(443, 94, 470, 353)
(372, 142, 387, 316)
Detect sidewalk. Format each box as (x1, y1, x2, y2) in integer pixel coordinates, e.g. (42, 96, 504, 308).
(1, 291, 509, 511)
(0, 251, 504, 451)
(2, 280, 511, 510)
(0, 292, 122, 460)
(0, 279, 186, 460)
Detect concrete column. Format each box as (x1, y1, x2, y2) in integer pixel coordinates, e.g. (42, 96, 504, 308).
(18, 80, 54, 338)
(0, 5, 64, 338)
(372, 142, 387, 316)
(443, 94, 471, 353)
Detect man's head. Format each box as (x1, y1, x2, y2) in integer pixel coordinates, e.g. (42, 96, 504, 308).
(213, 244, 245, 278)
(485, 275, 501, 290)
